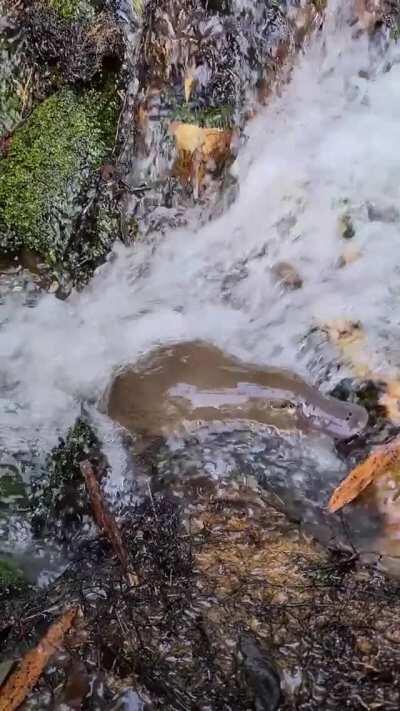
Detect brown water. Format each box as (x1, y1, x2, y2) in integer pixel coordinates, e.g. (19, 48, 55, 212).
(105, 340, 368, 440)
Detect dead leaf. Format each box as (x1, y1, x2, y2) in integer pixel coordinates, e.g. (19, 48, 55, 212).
(328, 437, 400, 513)
(325, 319, 363, 346)
(0, 608, 77, 711)
(80, 460, 128, 572)
(169, 122, 232, 161)
(184, 68, 195, 102)
(169, 121, 232, 197)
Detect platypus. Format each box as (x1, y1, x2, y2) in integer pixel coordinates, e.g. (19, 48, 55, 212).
(104, 341, 368, 440)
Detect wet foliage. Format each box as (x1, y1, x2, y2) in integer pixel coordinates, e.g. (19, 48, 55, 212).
(30, 418, 107, 544)
(0, 558, 27, 595)
(23, 2, 123, 89)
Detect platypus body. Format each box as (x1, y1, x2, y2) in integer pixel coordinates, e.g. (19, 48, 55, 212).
(105, 341, 368, 441)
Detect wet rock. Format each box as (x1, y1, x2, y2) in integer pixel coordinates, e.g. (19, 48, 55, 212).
(23, 2, 123, 89)
(356, 0, 383, 32)
(0, 85, 120, 285)
(367, 201, 400, 223)
(271, 260, 303, 290)
(239, 633, 282, 711)
(111, 689, 145, 710)
(119, 0, 320, 234)
(338, 212, 355, 240)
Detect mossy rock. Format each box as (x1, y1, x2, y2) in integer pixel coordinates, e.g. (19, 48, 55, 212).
(47, 0, 96, 22)
(0, 558, 26, 592)
(0, 465, 27, 513)
(30, 418, 107, 543)
(0, 85, 120, 283)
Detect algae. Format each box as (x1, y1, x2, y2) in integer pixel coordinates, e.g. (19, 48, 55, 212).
(172, 104, 235, 130)
(0, 86, 119, 282)
(0, 465, 27, 511)
(47, 0, 95, 22)
(0, 557, 26, 591)
(0, 16, 33, 137)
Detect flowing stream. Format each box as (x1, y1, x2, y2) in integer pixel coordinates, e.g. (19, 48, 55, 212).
(2, 2, 400, 554)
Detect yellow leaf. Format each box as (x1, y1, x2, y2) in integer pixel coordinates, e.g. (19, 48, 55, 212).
(184, 70, 195, 102)
(170, 121, 231, 155)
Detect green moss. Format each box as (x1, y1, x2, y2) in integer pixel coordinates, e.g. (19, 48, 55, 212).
(30, 418, 106, 542)
(312, 0, 327, 11)
(0, 558, 26, 591)
(0, 465, 27, 511)
(47, 0, 95, 21)
(131, 0, 144, 16)
(172, 104, 235, 129)
(391, 22, 400, 42)
(0, 86, 119, 278)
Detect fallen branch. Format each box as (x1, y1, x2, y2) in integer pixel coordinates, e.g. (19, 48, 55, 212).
(0, 608, 77, 711)
(80, 459, 128, 572)
(328, 437, 400, 513)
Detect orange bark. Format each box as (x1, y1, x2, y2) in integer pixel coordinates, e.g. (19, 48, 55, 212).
(328, 438, 400, 513)
(0, 608, 77, 711)
(80, 460, 128, 572)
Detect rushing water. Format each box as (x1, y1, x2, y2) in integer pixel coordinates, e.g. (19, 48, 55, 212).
(1, 3, 400, 496)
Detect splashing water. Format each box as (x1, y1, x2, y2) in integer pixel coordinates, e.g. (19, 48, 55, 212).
(1, 2, 400, 475)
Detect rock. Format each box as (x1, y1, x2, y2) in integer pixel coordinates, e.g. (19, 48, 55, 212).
(384, 627, 400, 645)
(271, 261, 303, 290)
(24, 2, 123, 87)
(355, 0, 382, 32)
(338, 244, 362, 267)
(367, 201, 400, 223)
(338, 213, 355, 240)
(0, 86, 120, 285)
(239, 633, 282, 711)
(111, 689, 145, 710)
